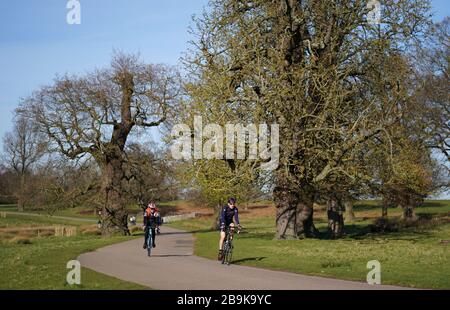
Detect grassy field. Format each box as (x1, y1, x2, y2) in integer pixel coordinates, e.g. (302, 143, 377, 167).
(169, 200, 450, 289)
(0, 204, 17, 212)
(0, 213, 147, 290)
(0, 200, 200, 221)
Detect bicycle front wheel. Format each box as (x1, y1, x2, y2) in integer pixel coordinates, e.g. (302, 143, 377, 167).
(225, 242, 233, 265)
(221, 243, 228, 264)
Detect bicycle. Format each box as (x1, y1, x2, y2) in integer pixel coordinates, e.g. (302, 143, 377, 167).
(221, 225, 241, 265)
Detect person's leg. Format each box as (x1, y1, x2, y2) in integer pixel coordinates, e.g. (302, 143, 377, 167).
(151, 228, 156, 247)
(147, 228, 152, 250)
(143, 226, 148, 249)
(218, 229, 226, 260)
(219, 230, 226, 250)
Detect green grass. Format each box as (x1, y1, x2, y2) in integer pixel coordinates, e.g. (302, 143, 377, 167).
(0, 211, 147, 290)
(0, 234, 147, 289)
(0, 213, 93, 228)
(0, 204, 98, 220)
(48, 207, 98, 219)
(0, 200, 186, 220)
(353, 199, 450, 214)
(169, 200, 450, 289)
(0, 204, 18, 212)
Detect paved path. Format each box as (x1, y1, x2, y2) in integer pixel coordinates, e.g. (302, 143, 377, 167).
(78, 227, 410, 290)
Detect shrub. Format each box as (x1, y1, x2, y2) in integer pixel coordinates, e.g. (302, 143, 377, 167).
(10, 236, 32, 245)
(129, 226, 142, 234)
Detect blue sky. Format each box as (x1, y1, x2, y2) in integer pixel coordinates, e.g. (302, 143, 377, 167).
(0, 0, 449, 176)
(0, 0, 209, 145)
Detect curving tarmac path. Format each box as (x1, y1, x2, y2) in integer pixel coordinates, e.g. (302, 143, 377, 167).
(78, 227, 410, 290)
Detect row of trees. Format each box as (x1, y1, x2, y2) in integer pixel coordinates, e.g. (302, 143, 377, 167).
(1, 0, 448, 238)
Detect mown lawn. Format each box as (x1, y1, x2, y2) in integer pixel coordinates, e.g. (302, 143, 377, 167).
(0, 201, 186, 220)
(169, 200, 450, 289)
(0, 212, 147, 290)
(0, 213, 94, 228)
(0, 204, 18, 212)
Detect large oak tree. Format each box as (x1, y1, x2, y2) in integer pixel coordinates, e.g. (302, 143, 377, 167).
(186, 0, 432, 238)
(19, 53, 181, 235)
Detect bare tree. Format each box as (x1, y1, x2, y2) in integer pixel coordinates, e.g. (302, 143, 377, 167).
(18, 53, 181, 235)
(2, 116, 46, 211)
(123, 142, 179, 210)
(0, 164, 17, 204)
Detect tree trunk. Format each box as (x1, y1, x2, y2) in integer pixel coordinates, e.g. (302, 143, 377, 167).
(17, 173, 25, 212)
(401, 205, 417, 221)
(296, 188, 318, 238)
(344, 200, 355, 222)
(275, 178, 317, 239)
(212, 204, 222, 230)
(381, 201, 388, 218)
(100, 154, 130, 237)
(327, 197, 344, 239)
(274, 177, 300, 239)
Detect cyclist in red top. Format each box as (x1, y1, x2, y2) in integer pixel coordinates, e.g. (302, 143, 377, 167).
(143, 202, 161, 249)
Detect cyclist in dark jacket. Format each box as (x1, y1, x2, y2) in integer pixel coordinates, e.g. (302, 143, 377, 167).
(143, 203, 161, 249)
(218, 197, 241, 260)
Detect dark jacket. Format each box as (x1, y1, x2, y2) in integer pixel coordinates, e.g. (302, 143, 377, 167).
(143, 208, 161, 228)
(220, 205, 240, 226)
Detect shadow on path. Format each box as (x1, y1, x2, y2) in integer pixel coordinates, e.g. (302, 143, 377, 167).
(231, 257, 267, 264)
(150, 254, 192, 258)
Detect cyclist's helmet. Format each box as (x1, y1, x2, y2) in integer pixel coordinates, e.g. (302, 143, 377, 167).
(228, 197, 236, 205)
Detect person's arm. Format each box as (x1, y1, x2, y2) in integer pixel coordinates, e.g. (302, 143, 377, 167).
(220, 207, 226, 226)
(234, 208, 240, 226)
(143, 211, 147, 226)
(156, 212, 162, 225)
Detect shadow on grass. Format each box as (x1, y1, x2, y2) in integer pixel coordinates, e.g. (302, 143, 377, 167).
(311, 216, 441, 242)
(232, 257, 267, 264)
(353, 201, 449, 212)
(353, 203, 384, 211)
(339, 222, 436, 243)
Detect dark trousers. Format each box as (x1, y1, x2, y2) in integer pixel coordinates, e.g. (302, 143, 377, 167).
(144, 227, 156, 246)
